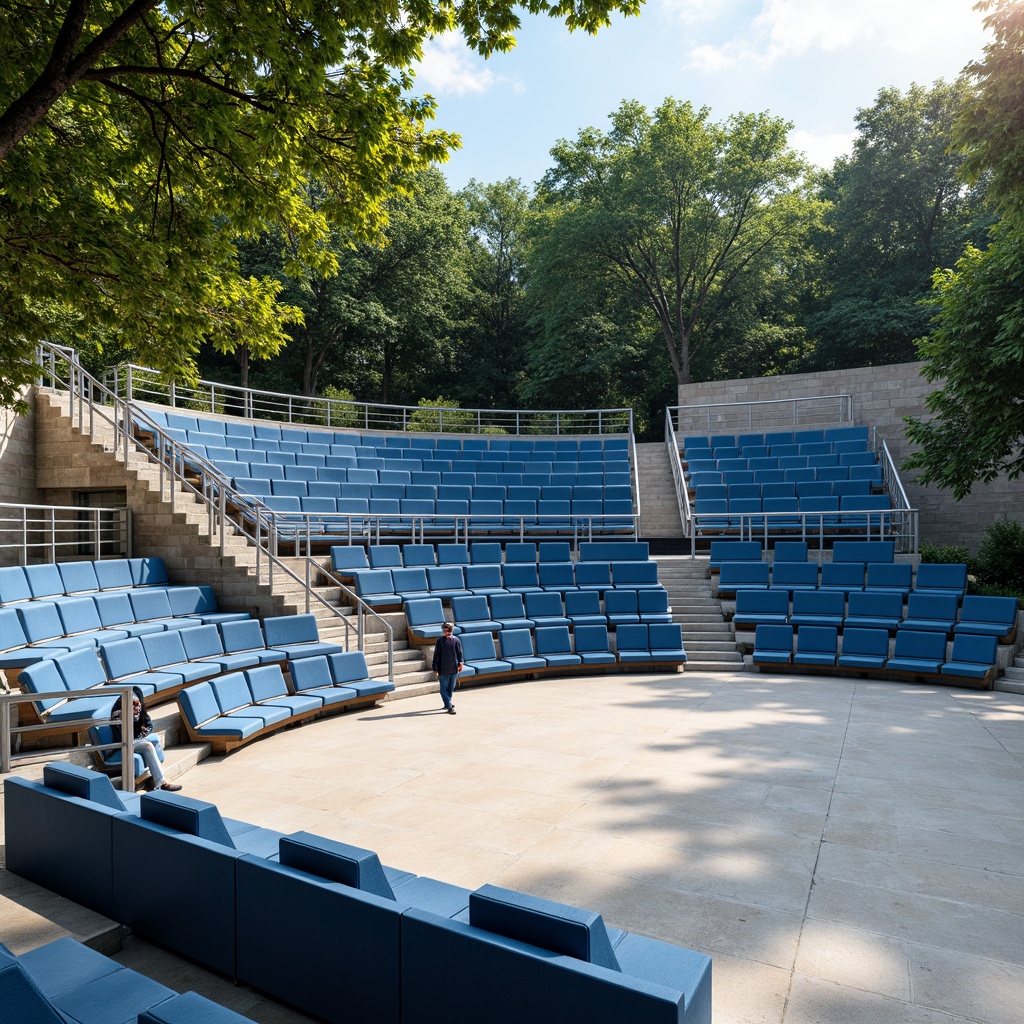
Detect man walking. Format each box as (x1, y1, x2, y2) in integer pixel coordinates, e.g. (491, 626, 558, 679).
(431, 622, 464, 715)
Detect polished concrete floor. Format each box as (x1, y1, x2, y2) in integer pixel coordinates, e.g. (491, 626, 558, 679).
(3, 668, 1024, 1023)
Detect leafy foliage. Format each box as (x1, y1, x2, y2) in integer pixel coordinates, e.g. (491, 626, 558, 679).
(957, 0, 1024, 226)
(974, 517, 1024, 595)
(918, 543, 971, 565)
(0, 0, 639, 408)
(533, 98, 819, 386)
(904, 222, 1024, 497)
(803, 81, 988, 371)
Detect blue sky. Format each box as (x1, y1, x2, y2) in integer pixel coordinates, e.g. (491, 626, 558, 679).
(414, 0, 990, 191)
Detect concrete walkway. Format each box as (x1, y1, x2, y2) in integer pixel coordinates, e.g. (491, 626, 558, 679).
(3, 668, 1024, 1023)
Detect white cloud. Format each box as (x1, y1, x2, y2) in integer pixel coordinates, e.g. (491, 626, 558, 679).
(659, 0, 721, 23)
(788, 128, 855, 168)
(685, 0, 986, 71)
(416, 33, 498, 96)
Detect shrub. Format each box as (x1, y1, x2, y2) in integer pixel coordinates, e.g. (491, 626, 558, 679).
(973, 517, 1024, 594)
(919, 543, 970, 565)
(316, 386, 362, 430)
(406, 397, 476, 433)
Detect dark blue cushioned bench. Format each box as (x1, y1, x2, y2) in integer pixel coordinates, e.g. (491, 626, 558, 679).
(1, 937, 256, 1024)
(401, 883, 711, 1024)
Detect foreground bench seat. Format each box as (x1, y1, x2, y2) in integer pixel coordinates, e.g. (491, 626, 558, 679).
(401, 883, 711, 1024)
(112, 791, 286, 975)
(237, 831, 472, 1023)
(2, 937, 256, 1024)
(4, 763, 139, 918)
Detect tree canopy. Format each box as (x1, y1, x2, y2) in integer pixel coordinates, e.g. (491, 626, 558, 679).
(533, 98, 819, 386)
(803, 80, 988, 370)
(0, 0, 640, 408)
(904, 0, 1024, 497)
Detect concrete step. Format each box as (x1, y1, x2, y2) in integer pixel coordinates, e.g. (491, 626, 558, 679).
(995, 677, 1024, 694)
(683, 659, 745, 672)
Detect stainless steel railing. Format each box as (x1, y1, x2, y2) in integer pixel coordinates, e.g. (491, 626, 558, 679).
(663, 408, 691, 538)
(35, 344, 395, 679)
(669, 395, 855, 436)
(1, 685, 135, 791)
(0, 502, 132, 565)
(103, 362, 634, 437)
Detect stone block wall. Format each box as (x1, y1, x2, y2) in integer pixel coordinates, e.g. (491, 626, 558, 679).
(678, 362, 1021, 551)
(0, 392, 44, 566)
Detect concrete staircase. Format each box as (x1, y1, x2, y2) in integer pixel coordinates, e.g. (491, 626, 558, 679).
(653, 556, 743, 671)
(635, 443, 684, 539)
(995, 654, 1024, 694)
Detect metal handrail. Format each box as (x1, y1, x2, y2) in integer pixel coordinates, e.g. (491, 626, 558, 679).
(1, 685, 135, 791)
(687, 507, 919, 556)
(35, 344, 395, 677)
(103, 362, 634, 437)
(0, 501, 132, 564)
(663, 408, 691, 540)
(669, 395, 854, 436)
(249, 510, 639, 552)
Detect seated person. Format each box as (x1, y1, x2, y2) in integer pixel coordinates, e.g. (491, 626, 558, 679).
(112, 686, 182, 792)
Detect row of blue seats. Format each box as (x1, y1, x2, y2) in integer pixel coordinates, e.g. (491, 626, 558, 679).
(753, 625, 999, 688)
(237, 479, 633, 500)
(253, 496, 635, 524)
(442, 590, 670, 635)
(235, 470, 631, 494)
(694, 494, 892, 528)
(333, 539, 652, 571)
(689, 465, 884, 488)
(218, 456, 629, 476)
(6, 765, 710, 1023)
(688, 451, 874, 473)
(733, 591, 1019, 642)
(682, 426, 869, 449)
(190, 442, 627, 467)
(0, 556, 177, 605)
(142, 409, 631, 452)
(695, 480, 873, 502)
(17, 616, 346, 728)
(456, 624, 687, 677)
(717, 560, 968, 599)
(708, 539, 894, 570)
(0, 586, 247, 671)
(353, 562, 663, 608)
(1, 936, 254, 1024)
(178, 655, 393, 755)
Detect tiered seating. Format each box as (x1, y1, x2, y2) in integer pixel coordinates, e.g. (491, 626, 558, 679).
(135, 410, 637, 541)
(0, 557, 247, 673)
(682, 427, 894, 536)
(726, 546, 1014, 688)
(16, 612, 339, 708)
(178, 655, 392, 754)
(390, 540, 683, 674)
(750, 624, 999, 686)
(5, 773, 712, 1024)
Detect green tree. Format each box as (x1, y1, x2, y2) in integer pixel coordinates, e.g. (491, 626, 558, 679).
(804, 80, 988, 370)
(0, 0, 639, 409)
(239, 170, 471, 405)
(903, 223, 1024, 497)
(534, 98, 818, 386)
(457, 178, 534, 409)
(904, 1, 1024, 498)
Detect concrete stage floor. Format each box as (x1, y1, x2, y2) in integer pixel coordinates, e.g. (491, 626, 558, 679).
(3, 668, 1023, 1023)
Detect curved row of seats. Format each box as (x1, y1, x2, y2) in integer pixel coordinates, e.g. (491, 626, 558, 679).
(178, 655, 392, 754)
(717, 559, 968, 599)
(752, 625, 1000, 688)
(681, 426, 870, 453)
(708, 539, 893, 572)
(695, 480, 875, 501)
(17, 615, 348, 732)
(695, 493, 892, 530)
(456, 624, 686, 679)
(733, 591, 1018, 643)
(135, 410, 637, 537)
(6, 764, 711, 1023)
(0, 556, 184, 605)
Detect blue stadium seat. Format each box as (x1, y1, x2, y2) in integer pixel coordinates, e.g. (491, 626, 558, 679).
(898, 593, 959, 635)
(789, 590, 845, 629)
(939, 634, 999, 685)
(752, 624, 793, 664)
(793, 626, 838, 667)
(498, 630, 546, 671)
(837, 628, 889, 670)
(844, 590, 903, 631)
(733, 590, 790, 629)
(885, 630, 947, 675)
